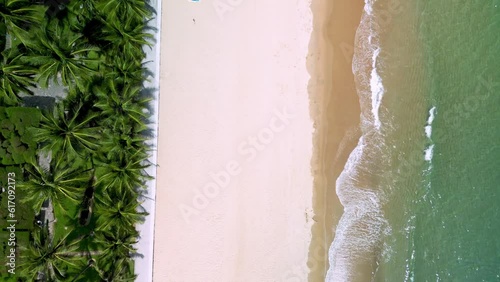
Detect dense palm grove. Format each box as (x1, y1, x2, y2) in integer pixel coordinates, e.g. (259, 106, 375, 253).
(0, 0, 156, 280)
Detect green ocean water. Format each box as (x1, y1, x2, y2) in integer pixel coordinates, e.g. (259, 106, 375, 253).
(326, 1, 500, 281)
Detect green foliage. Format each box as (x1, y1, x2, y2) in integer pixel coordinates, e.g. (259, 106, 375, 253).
(0, 107, 40, 165)
(31, 102, 100, 160)
(19, 226, 83, 281)
(0, 48, 37, 106)
(19, 158, 90, 212)
(94, 148, 151, 196)
(0, 0, 157, 279)
(0, 0, 46, 46)
(0, 21, 5, 53)
(98, 123, 149, 161)
(21, 20, 101, 91)
(94, 79, 151, 129)
(94, 228, 138, 281)
(95, 192, 147, 233)
(96, 0, 153, 23)
(101, 16, 154, 61)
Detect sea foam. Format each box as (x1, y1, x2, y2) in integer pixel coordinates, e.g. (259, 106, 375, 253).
(325, 137, 390, 281)
(370, 48, 384, 130)
(424, 144, 434, 162)
(424, 107, 436, 163)
(326, 0, 391, 280)
(425, 106, 436, 138)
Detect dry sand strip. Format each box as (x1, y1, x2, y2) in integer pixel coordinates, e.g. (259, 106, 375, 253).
(154, 0, 314, 281)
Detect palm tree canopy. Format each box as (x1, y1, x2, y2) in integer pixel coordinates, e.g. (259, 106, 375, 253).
(95, 0, 153, 23)
(94, 79, 151, 129)
(0, 47, 37, 105)
(95, 192, 147, 233)
(94, 147, 150, 197)
(101, 16, 153, 61)
(19, 158, 90, 212)
(94, 228, 138, 272)
(31, 102, 101, 159)
(21, 20, 101, 90)
(20, 226, 83, 281)
(0, 0, 45, 45)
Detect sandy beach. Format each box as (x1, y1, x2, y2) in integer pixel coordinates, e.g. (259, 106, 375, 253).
(153, 0, 365, 281)
(307, 0, 363, 280)
(154, 0, 314, 281)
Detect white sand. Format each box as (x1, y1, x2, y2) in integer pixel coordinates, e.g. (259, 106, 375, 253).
(154, 1, 314, 281)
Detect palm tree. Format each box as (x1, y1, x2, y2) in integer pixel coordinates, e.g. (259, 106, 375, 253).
(71, 258, 96, 282)
(0, 47, 37, 105)
(31, 102, 101, 160)
(96, 0, 153, 23)
(0, 0, 45, 45)
(94, 79, 151, 129)
(22, 20, 101, 90)
(104, 56, 148, 85)
(94, 229, 138, 281)
(20, 226, 84, 281)
(94, 192, 147, 233)
(94, 148, 150, 196)
(101, 16, 153, 61)
(19, 157, 90, 212)
(98, 125, 148, 161)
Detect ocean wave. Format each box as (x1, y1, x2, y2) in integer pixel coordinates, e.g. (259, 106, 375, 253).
(424, 106, 436, 163)
(424, 106, 436, 138)
(326, 1, 393, 279)
(370, 48, 384, 130)
(326, 137, 390, 281)
(427, 106, 436, 125)
(424, 144, 434, 162)
(352, 0, 385, 132)
(364, 0, 375, 15)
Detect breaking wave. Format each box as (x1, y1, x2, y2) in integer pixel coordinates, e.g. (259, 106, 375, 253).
(326, 0, 392, 280)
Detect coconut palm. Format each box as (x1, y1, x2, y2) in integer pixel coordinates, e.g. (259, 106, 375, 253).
(104, 56, 149, 85)
(0, 47, 37, 105)
(65, 0, 99, 21)
(91, 255, 135, 282)
(31, 102, 101, 159)
(94, 229, 138, 281)
(101, 16, 153, 61)
(71, 258, 96, 282)
(64, 78, 100, 110)
(98, 125, 148, 164)
(20, 226, 83, 281)
(21, 20, 101, 90)
(94, 192, 147, 233)
(94, 147, 150, 196)
(0, 0, 45, 44)
(103, 257, 136, 282)
(96, 0, 153, 23)
(19, 157, 90, 212)
(94, 79, 151, 129)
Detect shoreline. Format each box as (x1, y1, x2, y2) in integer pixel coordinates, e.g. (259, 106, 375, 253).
(307, 0, 364, 281)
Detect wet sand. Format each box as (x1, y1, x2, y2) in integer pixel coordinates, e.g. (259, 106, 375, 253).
(306, 0, 364, 281)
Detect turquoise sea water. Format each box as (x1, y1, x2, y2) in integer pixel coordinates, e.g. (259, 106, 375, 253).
(326, 1, 500, 281)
